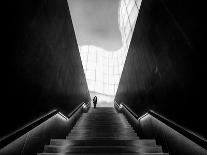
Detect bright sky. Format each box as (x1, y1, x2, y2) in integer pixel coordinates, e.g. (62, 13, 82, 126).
(67, 0, 122, 51)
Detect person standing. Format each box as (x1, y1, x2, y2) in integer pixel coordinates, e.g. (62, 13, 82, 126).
(93, 96, 97, 108)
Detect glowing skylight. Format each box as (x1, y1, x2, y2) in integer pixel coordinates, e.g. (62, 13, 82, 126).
(79, 0, 142, 96)
(79, 46, 122, 96)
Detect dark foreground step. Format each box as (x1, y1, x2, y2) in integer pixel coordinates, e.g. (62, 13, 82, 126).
(44, 145, 163, 153)
(73, 126, 133, 128)
(71, 128, 135, 131)
(77, 120, 130, 126)
(68, 132, 137, 136)
(38, 153, 169, 155)
(66, 136, 140, 140)
(69, 131, 137, 135)
(73, 126, 132, 128)
(72, 127, 134, 130)
(50, 139, 157, 147)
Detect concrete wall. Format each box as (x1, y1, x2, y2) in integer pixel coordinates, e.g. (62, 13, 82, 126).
(139, 115, 207, 155)
(114, 103, 207, 154)
(2, 0, 90, 139)
(0, 106, 85, 155)
(115, 0, 207, 139)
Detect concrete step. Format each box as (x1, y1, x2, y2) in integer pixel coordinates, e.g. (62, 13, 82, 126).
(50, 139, 157, 147)
(71, 127, 134, 130)
(44, 145, 163, 153)
(66, 136, 140, 140)
(38, 153, 169, 155)
(68, 133, 137, 137)
(69, 131, 136, 135)
(77, 121, 130, 123)
(72, 126, 133, 129)
(73, 124, 131, 127)
(75, 124, 131, 127)
(70, 129, 135, 133)
(69, 129, 136, 133)
(38, 107, 168, 155)
(68, 135, 138, 139)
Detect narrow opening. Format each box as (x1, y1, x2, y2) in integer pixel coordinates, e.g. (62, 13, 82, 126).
(67, 0, 142, 105)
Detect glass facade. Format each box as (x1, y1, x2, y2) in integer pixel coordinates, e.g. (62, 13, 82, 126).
(79, 0, 142, 96)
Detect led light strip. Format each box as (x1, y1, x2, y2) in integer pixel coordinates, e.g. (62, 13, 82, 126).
(138, 113, 149, 120)
(58, 112, 68, 120)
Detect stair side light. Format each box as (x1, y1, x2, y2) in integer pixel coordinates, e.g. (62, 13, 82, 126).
(82, 103, 87, 109)
(138, 113, 149, 120)
(119, 104, 123, 110)
(58, 112, 68, 121)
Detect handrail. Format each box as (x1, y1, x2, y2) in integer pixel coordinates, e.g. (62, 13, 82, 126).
(67, 102, 86, 118)
(0, 102, 90, 149)
(0, 109, 58, 149)
(120, 102, 139, 119)
(116, 102, 207, 150)
(148, 110, 207, 150)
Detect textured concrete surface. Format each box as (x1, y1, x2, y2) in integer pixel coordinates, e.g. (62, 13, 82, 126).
(2, 0, 90, 139)
(115, 0, 206, 139)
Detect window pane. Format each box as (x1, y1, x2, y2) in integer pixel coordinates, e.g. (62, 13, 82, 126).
(126, 32, 132, 48)
(121, 3, 128, 24)
(104, 66, 108, 74)
(129, 5, 138, 28)
(125, 0, 130, 6)
(80, 51, 87, 61)
(88, 53, 96, 61)
(123, 10, 129, 26)
(109, 76, 114, 84)
(87, 80, 95, 91)
(114, 84, 118, 94)
(104, 84, 109, 94)
(87, 61, 96, 70)
(108, 56, 113, 65)
(108, 85, 114, 95)
(125, 21, 131, 38)
(95, 82, 103, 93)
(114, 75, 120, 84)
(119, 64, 124, 74)
(104, 75, 108, 83)
(86, 70, 95, 80)
(82, 62, 86, 70)
(120, 0, 125, 12)
(127, 0, 135, 15)
(81, 46, 89, 52)
(109, 67, 113, 75)
(103, 57, 108, 65)
(114, 66, 119, 74)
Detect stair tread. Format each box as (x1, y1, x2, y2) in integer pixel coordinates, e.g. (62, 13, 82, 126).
(38, 153, 169, 155)
(39, 107, 168, 155)
(50, 139, 156, 145)
(50, 145, 157, 148)
(44, 145, 163, 153)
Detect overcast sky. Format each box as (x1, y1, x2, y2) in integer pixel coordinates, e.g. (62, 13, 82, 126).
(67, 0, 122, 51)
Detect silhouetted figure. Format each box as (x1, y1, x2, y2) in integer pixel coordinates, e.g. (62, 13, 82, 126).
(93, 96, 97, 108)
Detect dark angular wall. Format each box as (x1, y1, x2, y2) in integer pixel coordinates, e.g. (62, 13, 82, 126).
(2, 0, 90, 139)
(115, 0, 207, 139)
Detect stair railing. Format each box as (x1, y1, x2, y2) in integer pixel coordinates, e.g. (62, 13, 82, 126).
(148, 110, 207, 150)
(114, 101, 207, 150)
(0, 101, 91, 149)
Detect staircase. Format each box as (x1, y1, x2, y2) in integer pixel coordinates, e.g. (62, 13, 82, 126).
(38, 107, 168, 155)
